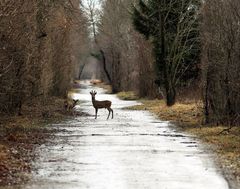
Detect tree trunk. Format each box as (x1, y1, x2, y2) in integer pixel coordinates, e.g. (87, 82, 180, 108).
(160, 8, 176, 106)
(204, 50, 210, 124)
(111, 52, 121, 93)
(165, 81, 176, 106)
(78, 63, 86, 79)
(204, 77, 209, 124)
(100, 49, 111, 83)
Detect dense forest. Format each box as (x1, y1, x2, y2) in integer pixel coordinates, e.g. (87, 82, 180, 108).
(0, 0, 89, 115)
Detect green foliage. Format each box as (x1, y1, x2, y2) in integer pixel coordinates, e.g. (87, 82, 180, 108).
(132, 0, 200, 106)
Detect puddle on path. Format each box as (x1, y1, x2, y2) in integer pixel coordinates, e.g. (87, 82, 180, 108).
(3, 81, 229, 189)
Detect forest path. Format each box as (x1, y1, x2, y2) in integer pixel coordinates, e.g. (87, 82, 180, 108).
(21, 81, 228, 189)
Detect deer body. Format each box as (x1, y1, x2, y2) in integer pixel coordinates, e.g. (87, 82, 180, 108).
(90, 90, 113, 119)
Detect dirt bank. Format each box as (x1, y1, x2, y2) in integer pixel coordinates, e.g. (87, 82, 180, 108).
(0, 96, 81, 186)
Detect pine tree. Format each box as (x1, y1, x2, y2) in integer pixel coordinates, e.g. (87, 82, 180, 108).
(132, 0, 200, 106)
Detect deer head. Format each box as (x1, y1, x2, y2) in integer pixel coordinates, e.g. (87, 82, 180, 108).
(72, 99, 79, 107)
(64, 99, 79, 111)
(90, 90, 97, 99)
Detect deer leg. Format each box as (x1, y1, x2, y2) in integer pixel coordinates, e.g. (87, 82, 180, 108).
(111, 108, 113, 119)
(95, 108, 98, 119)
(107, 108, 111, 120)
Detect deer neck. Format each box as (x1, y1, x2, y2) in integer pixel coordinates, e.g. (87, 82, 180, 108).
(92, 97, 96, 105)
(73, 102, 77, 107)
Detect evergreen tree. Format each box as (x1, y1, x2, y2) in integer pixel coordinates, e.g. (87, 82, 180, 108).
(132, 0, 200, 106)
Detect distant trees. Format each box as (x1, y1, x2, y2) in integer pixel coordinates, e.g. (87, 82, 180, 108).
(81, 0, 112, 83)
(132, 0, 200, 106)
(0, 0, 89, 115)
(201, 0, 240, 125)
(97, 0, 158, 96)
(82, 0, 240, 126)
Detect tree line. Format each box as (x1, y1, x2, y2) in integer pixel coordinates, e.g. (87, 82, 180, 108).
(0, 0, 89, 115)
(1, 0, 239, 126)
(94, 0, 239, 126)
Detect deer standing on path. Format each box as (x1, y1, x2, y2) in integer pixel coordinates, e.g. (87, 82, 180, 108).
(90, 90, 113, 119)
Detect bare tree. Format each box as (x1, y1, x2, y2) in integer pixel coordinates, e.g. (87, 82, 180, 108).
(0, 0, 89, 115)
(97, 0, 157, 96)
(202, 0, 240, 125)
(81, 0, 113, 83)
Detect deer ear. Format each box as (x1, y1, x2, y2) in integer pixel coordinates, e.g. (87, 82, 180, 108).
(90, 91, 92, 95)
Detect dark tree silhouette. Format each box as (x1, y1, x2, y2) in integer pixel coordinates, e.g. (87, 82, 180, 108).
(132, 0, 200, 106)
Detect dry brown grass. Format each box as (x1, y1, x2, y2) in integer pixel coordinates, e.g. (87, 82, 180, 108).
(93, 82, 112, 94)
(128, 99, 202, 125)
(117, 91, 139, 100)
(127, 99, 240, 186)
(188, 126, 240, 185)
(0, 96, 73, 186)
(90, 79, 103, 85)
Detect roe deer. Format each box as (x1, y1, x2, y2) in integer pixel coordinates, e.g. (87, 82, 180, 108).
(64, 99, 79, 111)
(90, 90, 113, 119)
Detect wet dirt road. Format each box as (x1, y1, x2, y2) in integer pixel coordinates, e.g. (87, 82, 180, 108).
(17, 81, 229, 189)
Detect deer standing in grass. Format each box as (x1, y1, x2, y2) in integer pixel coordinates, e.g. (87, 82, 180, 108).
(90, 90, 113, 119)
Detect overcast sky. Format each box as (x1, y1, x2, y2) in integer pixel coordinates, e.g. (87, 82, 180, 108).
(81, 0, 102, 9)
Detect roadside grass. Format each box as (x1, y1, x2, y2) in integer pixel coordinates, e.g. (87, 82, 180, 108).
(92, 82, 112, 94)
(0, 117, 47, 186)
(117, 91, 139, 100)
(0, 96, 73, 186)
(127, 99, 202, 125)
(126, 98, 240, 186)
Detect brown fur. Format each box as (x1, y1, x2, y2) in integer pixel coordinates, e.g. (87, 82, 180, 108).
(90, 90, 113, 119)
(64, 99, 79, 111)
